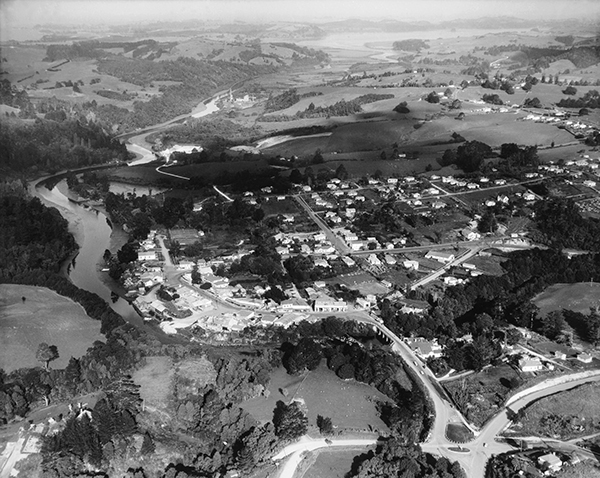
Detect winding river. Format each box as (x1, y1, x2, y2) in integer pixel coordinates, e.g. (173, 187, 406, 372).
(32, 177, 150, 331)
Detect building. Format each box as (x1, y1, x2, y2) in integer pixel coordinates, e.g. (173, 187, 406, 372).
(384, 255, 397, 265)
(403, 260, 419, 270)
(367, 254, 382, 266)
(554, 351, 567, 360)
(279, 298, 312, 312)
(460, 229, 481, 241)
(313, 298, 348, 313)
(577, 353, 593, 363)
(538, 453, 562, 472)
(399, 299, 428, 315)
(519, 357, 544, 372)
(425, 251, 455, 263)
(406, 338, 443, 359)
(138, 250, 157, 261)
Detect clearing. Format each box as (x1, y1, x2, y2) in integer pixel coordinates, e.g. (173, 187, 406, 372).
(533, 282, 600, 317)
(241, 361, 391, 435)
(0, 285, 103, 372)
(506, 381, 600, 440)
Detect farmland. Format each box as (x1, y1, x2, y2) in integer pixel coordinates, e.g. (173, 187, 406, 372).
(0, 285, 103, 372)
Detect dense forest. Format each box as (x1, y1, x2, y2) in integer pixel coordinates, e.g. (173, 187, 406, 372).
(150, 117, 264, 152)
(260, 93, 395, 121)
(0, 117, 129, 172)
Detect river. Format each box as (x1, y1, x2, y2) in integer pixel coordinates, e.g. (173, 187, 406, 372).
(33, 178, 150, 331)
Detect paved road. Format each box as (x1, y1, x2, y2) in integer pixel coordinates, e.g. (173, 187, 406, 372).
(410, 246, 480, 290)
(294, 194, 350, 255)
(273, 437, 379, 478)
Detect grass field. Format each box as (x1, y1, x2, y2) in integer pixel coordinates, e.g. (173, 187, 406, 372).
(0, 285, 103, 372)
(241, 362, 391, 434)
(510, 382, 600, 440)
(446, 423, 475, 443)
(304, 447, 375, 478)
(533, 283, 600, 317)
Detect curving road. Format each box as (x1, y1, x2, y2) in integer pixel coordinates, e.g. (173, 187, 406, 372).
(273, 436, 379, 478)
(271, 312, 600, 478)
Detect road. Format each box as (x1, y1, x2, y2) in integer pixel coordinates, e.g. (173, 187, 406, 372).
(409, 246, 480, 290)
(272, 437, 379, 478)
(294, 194, 350, 254)
(271, 310, 600, 478)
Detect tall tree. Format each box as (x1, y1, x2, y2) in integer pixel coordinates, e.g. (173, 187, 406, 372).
(36, 343, 59, 369)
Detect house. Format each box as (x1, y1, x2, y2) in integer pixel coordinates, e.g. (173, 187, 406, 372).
(460, 229, 481, 241)
(355, 297, 372, 309)
(332, 257, 352, 269)
(425, 251, 455, 263)
(384, 255, 397, 265)
(577, 353, 593, 363)
(138, 250, 157, 261)
(367, 254, 382, 266)
(403, 260, 419, 270)
(313, 298, 348, 313)
(399, 299, 428, 315)
(349, 240, 366, 251)
(279, 298, 312, 312)
(406, 338, 443, 359)
(538, 453, 562, 472)
(554, 351, 567, 360)
(177, 260, 195, 271)
(519, 357, 543, 372)
(313, 258, 330, 268)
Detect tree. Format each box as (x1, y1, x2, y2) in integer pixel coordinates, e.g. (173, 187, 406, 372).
(523, 97, 541, 108)
(36, 343, 59, 369)
(335, 164, 348, 180)
(563, 85, 577, 95)
(425, 91, 440, 103)
(316, 415, 334, 435)
(312, 150, 324, 164)
(117, 242, 138, 264)
(393, 101, 410, 113)
(273, 401, 308, 441)
(283, 338, 322, 374)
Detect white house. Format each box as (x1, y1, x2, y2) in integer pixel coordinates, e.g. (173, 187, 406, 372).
(384, 255, 397, 265)
(538, 453, 562, 472)
(138, 250, 157, 261)
(313, 298, 348, 313)
(577, 353, 593, 363)
(519, 357, 543, 372)
(403, 260, 419, 270)
(425, 251, 455, 263)
(367, 254, 382, 266)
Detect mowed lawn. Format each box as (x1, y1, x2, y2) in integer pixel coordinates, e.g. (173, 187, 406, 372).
(533, 282, 600, 317)
(0, 285, 103, 372)
(305, 447, 376, 478)
(241, 362, 391, 434)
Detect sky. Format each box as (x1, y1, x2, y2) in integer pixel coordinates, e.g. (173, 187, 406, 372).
(2, 0, 600, 39)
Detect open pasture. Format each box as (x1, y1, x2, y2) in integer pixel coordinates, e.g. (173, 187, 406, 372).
(0, 285, 103, 372)
(533, 282, 600, 317)
(305, 448, 375, 478)
(241, 362, 392, 434)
